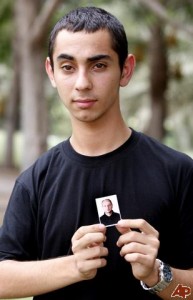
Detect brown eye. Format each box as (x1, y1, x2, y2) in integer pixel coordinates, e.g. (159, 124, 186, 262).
(95, 63, 105, 69)
(62, 65, 73, 71)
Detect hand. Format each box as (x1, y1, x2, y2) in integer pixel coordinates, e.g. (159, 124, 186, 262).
(71, 224, 108, 280)
(116, 219, 160, 283)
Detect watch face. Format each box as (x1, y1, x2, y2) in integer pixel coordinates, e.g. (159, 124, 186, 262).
(163, 263, 173, 282)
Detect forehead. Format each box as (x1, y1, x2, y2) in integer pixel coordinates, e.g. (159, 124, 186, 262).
(103, 200, 112, 205)
(53, 29, 115, 58)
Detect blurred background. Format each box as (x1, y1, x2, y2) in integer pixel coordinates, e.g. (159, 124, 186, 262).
(0, 1, 193, 297)
(0, 0, 193, 170)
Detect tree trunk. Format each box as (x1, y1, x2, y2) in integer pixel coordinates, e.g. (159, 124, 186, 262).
(16, 0, 63, 170)
(4, 40, 20, 167)
(145, 22, 168, 141)
(16, 0, 47, 170)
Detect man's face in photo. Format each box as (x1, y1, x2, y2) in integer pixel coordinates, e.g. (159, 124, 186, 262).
(102, 200, 113, 214)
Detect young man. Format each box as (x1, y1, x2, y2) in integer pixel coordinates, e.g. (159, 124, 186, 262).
(0, 6, 193, 300)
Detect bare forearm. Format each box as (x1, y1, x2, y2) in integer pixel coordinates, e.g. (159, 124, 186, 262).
(158, 268, 193, 300)
(0, 256, 81, 298)
(143, 265, 193, 299)
(0, 224, 107, 298)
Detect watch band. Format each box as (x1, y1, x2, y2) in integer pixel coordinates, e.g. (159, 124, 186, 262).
(140, 259, 173, 294)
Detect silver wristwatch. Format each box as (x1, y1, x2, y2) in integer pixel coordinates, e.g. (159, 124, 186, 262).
(140, 259, 173, 294)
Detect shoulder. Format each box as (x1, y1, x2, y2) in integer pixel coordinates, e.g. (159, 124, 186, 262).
(100, 214, 106, 220)
(113, 211, 120, 215)
(130, 130, 193, 189)
(134, 130, 193, 167)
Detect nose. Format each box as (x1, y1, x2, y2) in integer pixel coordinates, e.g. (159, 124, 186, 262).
(75, 70, 92, 90)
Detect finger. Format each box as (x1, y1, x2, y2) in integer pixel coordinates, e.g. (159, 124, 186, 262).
(117, 231, 160, 255)
(116, 219, 159, 236)
(72, 224, 106, 243)
(119, 239, 159, 259)
(72, 232, 106, 253)
(76, 244, 108, 261)
(117, 229, 158, 245)
(78, 257, 107, 271)
(74, 246, 108, 279)
(75, 254, 107, 278)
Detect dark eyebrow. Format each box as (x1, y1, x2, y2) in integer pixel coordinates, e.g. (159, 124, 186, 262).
(87, 54, 111, 62)
(56, 53, 111, 62)
(57, 54, 74, 61)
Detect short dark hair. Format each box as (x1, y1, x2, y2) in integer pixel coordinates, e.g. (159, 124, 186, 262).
(48, 6, 128, 71)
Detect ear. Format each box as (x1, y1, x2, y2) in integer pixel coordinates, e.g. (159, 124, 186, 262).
(120, 54, 136, 87)
(45, 57, 56, 88)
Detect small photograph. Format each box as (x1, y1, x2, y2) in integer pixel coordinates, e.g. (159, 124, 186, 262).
(95, 194, 121, 227)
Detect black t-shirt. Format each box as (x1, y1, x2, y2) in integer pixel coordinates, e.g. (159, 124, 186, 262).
(100, 211, 120, 226)
(0, 129, 193, 299)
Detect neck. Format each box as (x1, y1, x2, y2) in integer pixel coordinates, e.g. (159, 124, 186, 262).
(105, 211, 112, 216)
(70, 116, 131, 156)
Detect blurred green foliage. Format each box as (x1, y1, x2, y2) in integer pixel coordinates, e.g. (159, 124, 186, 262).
(0, 0, 193, 152)
(0, 0, 13, 63)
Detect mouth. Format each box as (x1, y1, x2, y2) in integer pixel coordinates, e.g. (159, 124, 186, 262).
(73, 98, 97, 109)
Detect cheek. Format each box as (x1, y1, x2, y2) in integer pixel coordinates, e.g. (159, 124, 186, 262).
(102, 73, 121, 90)
(54, 77, 73, 98)
(102, 79, 119, 99)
